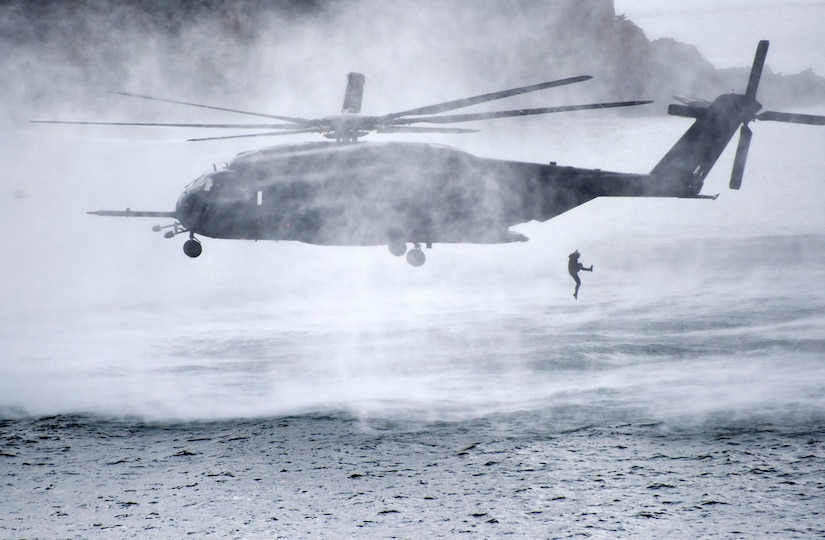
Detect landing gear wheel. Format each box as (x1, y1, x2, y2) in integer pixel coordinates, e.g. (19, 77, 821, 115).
(388, 241, 407, 257)
(183, 238, 202, 258)
(406, 248, 425, 267)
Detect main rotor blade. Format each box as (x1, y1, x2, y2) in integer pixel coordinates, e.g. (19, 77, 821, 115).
(31, 120, 303, 129)
(393, 100, 653, 125)
(745, 40, 769, 100)
(385, 75, 592, 119)
(376, 126, 480, 134)
(110, 91, 311, 124)
(757, 110, 825, 126)
(730, 124, 752, 190)
(187, 128, 321, 142)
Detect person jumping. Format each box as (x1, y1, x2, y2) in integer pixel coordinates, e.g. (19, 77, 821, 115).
(568, 250, 593, 300)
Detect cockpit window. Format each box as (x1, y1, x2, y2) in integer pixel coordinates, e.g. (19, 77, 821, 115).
(184, 174, 214, 192)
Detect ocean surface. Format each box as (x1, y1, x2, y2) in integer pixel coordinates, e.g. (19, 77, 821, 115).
(3, 224, 825, 537)
(2, 22, 825, 538)
(2, 404, 824, 538)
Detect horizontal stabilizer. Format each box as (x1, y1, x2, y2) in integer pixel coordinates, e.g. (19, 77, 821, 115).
(88, 209, 177, 218)
(673, 95, 711, 107)
(667, 104, 708, 119)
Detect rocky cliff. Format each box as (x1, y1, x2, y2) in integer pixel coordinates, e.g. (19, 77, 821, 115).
(2, 0, 822, 115)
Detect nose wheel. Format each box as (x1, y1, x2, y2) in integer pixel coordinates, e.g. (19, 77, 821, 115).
(183, 237, 202, 258)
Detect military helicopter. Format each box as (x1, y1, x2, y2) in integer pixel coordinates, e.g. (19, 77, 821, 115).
(36, 41, 825, 266)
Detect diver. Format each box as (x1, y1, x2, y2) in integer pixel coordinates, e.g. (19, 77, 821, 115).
(568, 250, 593, 300)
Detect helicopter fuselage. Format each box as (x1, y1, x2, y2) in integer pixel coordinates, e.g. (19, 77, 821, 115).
(77, 41, 825, 266)
(174, 141, 656, 249)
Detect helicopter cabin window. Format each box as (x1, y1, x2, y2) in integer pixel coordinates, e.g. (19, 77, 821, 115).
(185, 174, 213, 192)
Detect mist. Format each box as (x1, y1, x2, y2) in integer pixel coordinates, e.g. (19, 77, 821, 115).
(1, 0, 824, 425)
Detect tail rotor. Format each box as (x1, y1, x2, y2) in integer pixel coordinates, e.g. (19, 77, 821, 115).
(663, 40, 825, 192)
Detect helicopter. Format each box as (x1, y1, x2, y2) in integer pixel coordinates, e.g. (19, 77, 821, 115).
(35, 41, 825, 267)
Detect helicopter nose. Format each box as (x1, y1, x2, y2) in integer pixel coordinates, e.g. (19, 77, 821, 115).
(175, 190, 205, 231)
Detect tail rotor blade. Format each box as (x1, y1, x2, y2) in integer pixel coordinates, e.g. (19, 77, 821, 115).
(745, 40, 769, 100)
(757, 110, 825, 126)
(730, 125, 752, 189)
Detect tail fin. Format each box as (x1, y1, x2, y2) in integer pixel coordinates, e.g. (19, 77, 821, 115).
(649, 93, 747, 196)
(650, 40, 825, 197)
